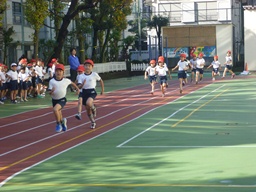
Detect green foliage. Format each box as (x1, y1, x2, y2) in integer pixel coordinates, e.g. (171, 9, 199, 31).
(24, 0, 49, 31)
(147, 15, 169, 35)
(128, 19, 148, 40)
(0, 0, 7, 27)
(3, 26, 15, 63)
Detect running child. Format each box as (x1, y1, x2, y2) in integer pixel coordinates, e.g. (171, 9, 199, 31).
(195, 52, 205, 84)
(48, 64, 80, 132)
(77, 59, 104, 129)
(0, 64, 6, 104)
(156, 57, 170, 97)
(189, 54, 197, 83)
(172, 53, 189, 94)
(75, 65, 85, 120)
(144, 59, 157, 95)
(207, 55, 221, 81)
(222, 50, 235, 79)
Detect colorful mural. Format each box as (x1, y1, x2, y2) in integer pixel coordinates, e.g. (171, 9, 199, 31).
(163, 47, 189, 58)
(190, 46, 216, 57)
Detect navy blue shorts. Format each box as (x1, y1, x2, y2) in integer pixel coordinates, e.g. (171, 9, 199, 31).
(20, 81, 29, 90)
(191, 68, 196, 73)
(52, 97, 67, 108)
(196, 68, 204, 74)
(225, 65, 233, 70)
(82, 89, 97, 105)
(149, 75, 156, 83)
(213, 68, 219, 74)
(10, 80, 18, 91)
(178, 70, 187, 79)
(78, 91, 83, 98)
(159, 76, 167, 85)
(36, 76, 43, 84)
(0, 83, 6, 90)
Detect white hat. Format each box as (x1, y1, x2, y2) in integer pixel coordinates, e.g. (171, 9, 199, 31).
(11, 63, 17, 67)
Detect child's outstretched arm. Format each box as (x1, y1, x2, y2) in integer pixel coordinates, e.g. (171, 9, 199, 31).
(99, 79, 104, 95)
(71, 82, 80, 95)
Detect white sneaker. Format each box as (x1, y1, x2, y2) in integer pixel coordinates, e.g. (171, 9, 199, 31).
(0, 101, 4, 104)
(212, 77, 215, 81)
(91, 122, 96, 129)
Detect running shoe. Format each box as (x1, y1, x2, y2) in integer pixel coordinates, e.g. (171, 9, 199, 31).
(91, 122, 96, 129)
(75, 113, 82, 120)
(231, 73, 235, 78)
(62, 118, 67, 131)
(55, 124, 63, 132)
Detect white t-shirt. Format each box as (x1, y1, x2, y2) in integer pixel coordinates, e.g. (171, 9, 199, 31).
(156, 65, 168, 76)
(212, 61, 221, 69)
(0, 72, 6, 83)
(190, 59, 197, 69)
(78, 72, 101, 89)
(196, 58, 205, 69)
(145, 66, 156, 76)
(6, 70, 18, 80)
(225, 56, 232, 65)
(48, 78, 71, 100)
(34, 66, 44, 77)
(177, 60, 189, 71)
(18, 72, 29, 81)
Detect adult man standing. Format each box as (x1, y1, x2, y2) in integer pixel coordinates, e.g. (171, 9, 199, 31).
(68, 48, 80, 91)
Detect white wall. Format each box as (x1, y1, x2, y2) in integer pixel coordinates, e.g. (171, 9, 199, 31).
(216, 24, 233, 66)
(244, 9, 256, 71)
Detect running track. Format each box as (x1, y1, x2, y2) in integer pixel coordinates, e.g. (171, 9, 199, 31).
(0, 78, 219, 185)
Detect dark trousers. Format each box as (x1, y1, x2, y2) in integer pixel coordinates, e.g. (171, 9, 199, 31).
(69, 68, 77, 91)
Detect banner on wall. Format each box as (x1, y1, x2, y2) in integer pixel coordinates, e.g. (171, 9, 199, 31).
(190, 46, 216, 57)
(163, 47, 189, 58)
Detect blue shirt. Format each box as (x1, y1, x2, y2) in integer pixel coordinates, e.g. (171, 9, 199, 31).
(68, 55, 80, 70)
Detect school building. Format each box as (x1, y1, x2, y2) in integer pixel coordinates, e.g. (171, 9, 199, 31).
(144, 0, 256, 70)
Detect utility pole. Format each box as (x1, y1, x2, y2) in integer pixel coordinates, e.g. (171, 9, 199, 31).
(137, 0, 141, 60)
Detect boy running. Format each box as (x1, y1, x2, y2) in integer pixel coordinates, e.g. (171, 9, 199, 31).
(222, 50, 235, 79)
(195, 52, 205, 84)
(156, 57, 170, 97)
(75, 65, 85, 120)
(207, 55, 221, 81)
(144, 59, 157, 95)
(77, 59, 104, 129)
(48, 64, 79, 132)
(172, 53, 189, 94)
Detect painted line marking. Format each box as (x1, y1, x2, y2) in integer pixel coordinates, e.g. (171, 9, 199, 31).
(117, 85, 225, 147)
(171, 88, 228, 127)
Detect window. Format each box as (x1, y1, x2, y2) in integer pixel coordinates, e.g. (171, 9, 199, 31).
(12, 2, 22, 24)
(159, 3, 181, 22)
(196, 2, 217, 21)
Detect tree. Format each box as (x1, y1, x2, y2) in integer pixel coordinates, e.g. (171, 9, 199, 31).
(3, 27, 15, 64)
(121, 35, 135, 61)
(147, 15, 169, 56)
(24, 0, 49, 59)
(89, 0, 132, 62)
(50, 0, 98, 63)
(0, 0, 7, 61)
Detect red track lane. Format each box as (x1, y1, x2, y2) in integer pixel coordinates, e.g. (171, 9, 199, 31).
(0, 79, 214, 183)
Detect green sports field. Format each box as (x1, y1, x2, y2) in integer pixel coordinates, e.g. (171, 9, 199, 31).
(1, 74, 256, 192)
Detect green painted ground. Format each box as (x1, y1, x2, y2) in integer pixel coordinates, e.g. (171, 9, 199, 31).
(1, 74, 256, 192)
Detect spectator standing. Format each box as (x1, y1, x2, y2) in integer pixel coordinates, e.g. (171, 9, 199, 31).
(68, 48, 80, 92)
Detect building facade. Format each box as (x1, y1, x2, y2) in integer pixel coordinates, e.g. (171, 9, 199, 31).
(143, 0, 246, 67)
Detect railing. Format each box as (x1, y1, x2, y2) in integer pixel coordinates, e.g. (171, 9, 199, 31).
(131, 63, 148, 71)
(45, 61, 127, 78)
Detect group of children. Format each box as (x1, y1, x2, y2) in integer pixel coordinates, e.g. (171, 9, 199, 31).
(48, 59, 104, 132)
(144, 50, 236, 95)
(0, 58, 54, 104)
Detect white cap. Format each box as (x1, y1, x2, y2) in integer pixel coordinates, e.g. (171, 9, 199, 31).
(11, 63, 17, 67)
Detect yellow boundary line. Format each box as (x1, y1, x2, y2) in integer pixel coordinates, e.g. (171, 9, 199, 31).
(0, 96, 171, 172)
(5, 183, 256, 188)
(171, 88, 229, 128)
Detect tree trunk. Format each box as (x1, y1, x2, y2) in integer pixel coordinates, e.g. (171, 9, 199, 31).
(100, 28, 111, 63)
(91, 29, 98, 61)
(34, 29, 39, 59)
(157, 28, 162, 56)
